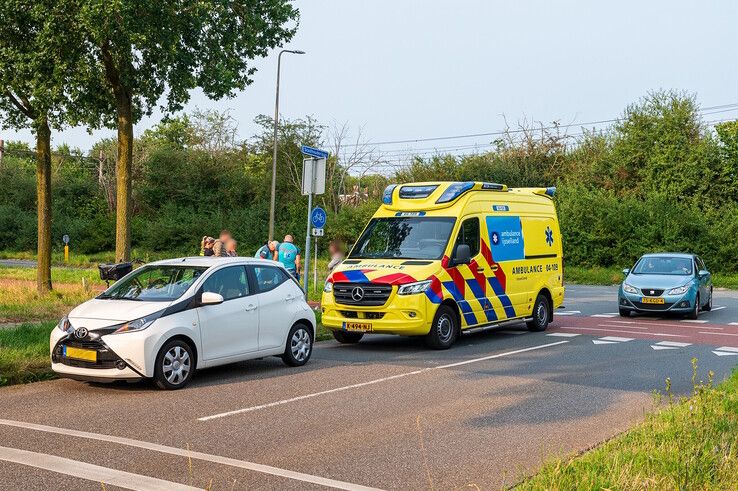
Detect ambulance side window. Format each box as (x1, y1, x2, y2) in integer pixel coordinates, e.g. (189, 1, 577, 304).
(454, 217, 480, 257)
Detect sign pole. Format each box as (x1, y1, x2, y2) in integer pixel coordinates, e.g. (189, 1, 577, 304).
(314, 237, 318, 293)
(303, 159, 314, 298)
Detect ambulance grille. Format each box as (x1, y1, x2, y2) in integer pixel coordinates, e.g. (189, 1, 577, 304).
(333, 282, 392, 306)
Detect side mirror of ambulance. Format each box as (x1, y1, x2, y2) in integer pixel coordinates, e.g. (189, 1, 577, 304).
(452, 244, 471, 266)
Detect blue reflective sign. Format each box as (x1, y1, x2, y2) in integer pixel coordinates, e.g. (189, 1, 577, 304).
(310, 207, 327, 228)
(301, 145, 329, 159)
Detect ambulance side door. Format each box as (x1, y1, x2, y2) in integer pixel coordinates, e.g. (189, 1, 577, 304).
(449, 215, 486, 326)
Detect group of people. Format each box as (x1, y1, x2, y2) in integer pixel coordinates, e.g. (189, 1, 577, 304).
(199, 230, 346, 281)
(200, 230, 238, 257)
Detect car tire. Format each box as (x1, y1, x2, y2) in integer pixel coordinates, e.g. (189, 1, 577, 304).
(282, 323, 313, 367)
(153, 339, 195, 390)
(425, 304, 459, 349)
(702, 288, 713, 311)
(527, 294, 550, 332)
(619, 308, 630, 317)
(687, 294, 700, 320)
(332, 330, 364, 344)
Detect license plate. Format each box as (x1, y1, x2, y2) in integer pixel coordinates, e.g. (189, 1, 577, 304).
(342, 322, 373, 332)
(641, 297, 665, 304)
(64, 346, 97, 362)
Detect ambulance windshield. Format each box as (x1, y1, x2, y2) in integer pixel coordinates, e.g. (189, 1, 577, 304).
(350, 217, 456, 260)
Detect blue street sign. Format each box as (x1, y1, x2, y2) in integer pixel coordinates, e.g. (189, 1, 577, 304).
(301, 145, 329, 159)
(310, 206, 327, 228)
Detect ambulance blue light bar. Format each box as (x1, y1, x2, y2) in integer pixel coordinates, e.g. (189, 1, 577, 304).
(436, 182, 475, 203)
(399, 185, 438, 199)
(382, 184, 398, 204)
(545, 186, 557, 197)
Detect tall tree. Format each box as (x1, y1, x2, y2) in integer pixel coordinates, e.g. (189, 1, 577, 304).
(71, 0, 299, 262)
(0, 0, 82, 293)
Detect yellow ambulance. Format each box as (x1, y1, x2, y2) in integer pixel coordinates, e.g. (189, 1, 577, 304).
(321, 181, 565, 349)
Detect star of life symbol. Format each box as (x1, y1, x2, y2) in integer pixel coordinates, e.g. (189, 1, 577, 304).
(545, 226, 554, 246)
(491, 232, 499, 245)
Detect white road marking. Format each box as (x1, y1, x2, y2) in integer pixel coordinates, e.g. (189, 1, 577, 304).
(713, 351, 738, 357)
(729, 322, 738, 326)
(0, 445, 200, 491)
(651, 345, 678, 350)
(710, 306, 726, 311)
(599, 336, 634, 342)
(0, 420, 381, 491)
(199, 341, 570, 421)
(546, 332, 581, 338)
(605, 320, 636, 324)
(554, 311, 579, 316)
(592, 340, 618, 345)
(699, 331, 738, 337)
(655, 341, 692, 347)
(599, 323, 648, 330)
(716, 346, 738, 353)
(559, 326, 689, 338)
(681, 319, 708, 324)
(591, 314, 617, 318)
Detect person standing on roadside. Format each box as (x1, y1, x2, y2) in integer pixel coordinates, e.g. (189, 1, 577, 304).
(255, 240, 279, 260)
(225, 238, 238, 257)
(202, 237, 215, 256)
(213, 230, 231, 257)
(278, 234, 301, 280)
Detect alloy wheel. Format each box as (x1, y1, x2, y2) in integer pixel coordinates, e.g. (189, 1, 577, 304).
(291, 328, 312, 362)
(163, 346, 191, 385)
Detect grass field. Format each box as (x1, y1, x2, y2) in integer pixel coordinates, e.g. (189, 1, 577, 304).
(521, 364, 738, 490)
(0, 321, 56, 386)
(565, 265, 738, 289)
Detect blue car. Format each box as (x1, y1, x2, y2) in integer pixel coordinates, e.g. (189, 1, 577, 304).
(618, 253, 712, 319)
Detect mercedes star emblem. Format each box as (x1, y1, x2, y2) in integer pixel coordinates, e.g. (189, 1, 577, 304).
(74, 327, 89, 339)
(351, 286, 365, 302)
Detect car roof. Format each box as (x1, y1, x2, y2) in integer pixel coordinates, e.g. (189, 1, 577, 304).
(147, 256, 279, 268)
(640, 252, 695, 259)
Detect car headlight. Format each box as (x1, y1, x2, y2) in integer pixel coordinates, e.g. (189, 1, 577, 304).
(111, 311, 163, 334)
(622, 283, 639, 294)
(667, 284, 690, 295)
(323, 281, 333, 293)
(397, 280, 432, 295)
(57, 316, 71, 332)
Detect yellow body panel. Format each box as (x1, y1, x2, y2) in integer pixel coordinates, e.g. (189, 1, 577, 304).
(321, 182, 565, 336)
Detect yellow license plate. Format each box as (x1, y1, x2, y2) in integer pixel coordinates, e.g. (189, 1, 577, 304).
(64, 346, 97, 362)
(343, 322, 373, 332)
(641, 297, 665, 304)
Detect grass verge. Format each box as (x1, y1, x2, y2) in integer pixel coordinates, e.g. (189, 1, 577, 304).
(565, 265, 738, 289)
(520, 364, 738, 490)
(0, 321, 56, 386)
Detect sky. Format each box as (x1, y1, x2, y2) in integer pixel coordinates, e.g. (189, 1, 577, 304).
(3, 0, 738, 169)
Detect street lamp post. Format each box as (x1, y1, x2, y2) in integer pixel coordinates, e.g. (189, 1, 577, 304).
(268, 49, 305, 242)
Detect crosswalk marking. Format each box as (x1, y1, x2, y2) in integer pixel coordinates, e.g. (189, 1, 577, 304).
(591, 314, 616, 318)
(651, 345, 678, 351)
(592, 340, 618, 345)
(716, 346, 738, 353)
(554, 311, 580, 316)
(681, 319, 708, 324)
(546, 332, 581, 338)
(599, 336, 633, 342)
(655, 341, 692, 347)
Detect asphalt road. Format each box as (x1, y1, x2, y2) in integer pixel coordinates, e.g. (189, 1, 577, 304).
(1, 285, 737, 490)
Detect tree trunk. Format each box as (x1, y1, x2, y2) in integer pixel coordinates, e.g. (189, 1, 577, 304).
(114, 91, 133, 263)
(35, 119, 52, 293)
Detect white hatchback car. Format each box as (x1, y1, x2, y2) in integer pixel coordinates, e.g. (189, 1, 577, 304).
(50, 257, 315, 389)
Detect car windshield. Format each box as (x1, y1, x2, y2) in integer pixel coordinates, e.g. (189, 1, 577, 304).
(632, 256, 693, 276)
(99, 265, 208, 301)
(350, 216, 456, 260)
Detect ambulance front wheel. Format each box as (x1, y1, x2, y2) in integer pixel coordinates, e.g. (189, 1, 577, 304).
(332, 330, 364, 344)
(426, 304, 459, 349)
(527, 294, 550, 332)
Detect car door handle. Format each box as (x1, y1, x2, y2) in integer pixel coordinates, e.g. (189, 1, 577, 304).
(245, 304, 257, 311)
(476, 267, 485, 273)
(285, 294, 297, 302)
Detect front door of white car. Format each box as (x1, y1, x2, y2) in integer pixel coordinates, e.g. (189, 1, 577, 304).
(197, 265, 259, 360)
(251, 265, 301, 350)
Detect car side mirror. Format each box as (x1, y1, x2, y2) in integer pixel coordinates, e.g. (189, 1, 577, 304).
(201, 291, 224, 305)
(452, 244, 471, 266)
(622, 268, 630, 276)
(698, 270, 709, 278)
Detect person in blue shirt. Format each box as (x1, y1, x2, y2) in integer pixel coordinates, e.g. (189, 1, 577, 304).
(278, 235, 301, 280)
(255, 240, 279, 260)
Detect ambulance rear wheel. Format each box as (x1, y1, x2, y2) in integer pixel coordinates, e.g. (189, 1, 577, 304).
(527, 294, 550, 332)
(332, 330, 364, 344)
(426, 305, 459, 349)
